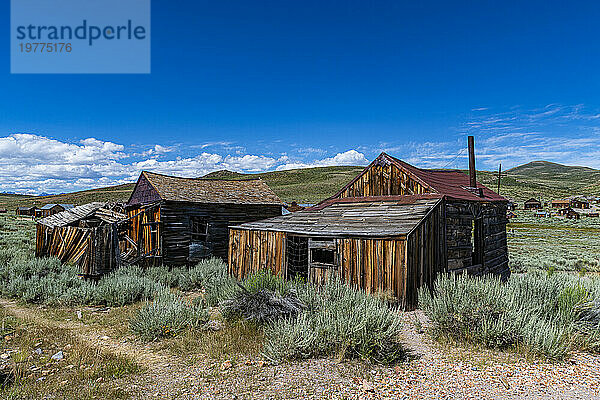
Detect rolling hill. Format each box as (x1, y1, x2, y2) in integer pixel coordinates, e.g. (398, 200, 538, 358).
(1, 161, 598, 211)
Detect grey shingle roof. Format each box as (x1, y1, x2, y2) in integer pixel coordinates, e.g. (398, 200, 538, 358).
(233, 198, 441, 237)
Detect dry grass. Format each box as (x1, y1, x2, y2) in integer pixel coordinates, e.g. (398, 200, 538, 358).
(0, 306, 142, 399)
(155, 319, 264, 363)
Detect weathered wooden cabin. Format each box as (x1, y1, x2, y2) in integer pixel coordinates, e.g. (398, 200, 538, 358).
(552, 199, 570, 209)
(229, 148, 509, 308)
(16, 206, 37, 216)
(571, 199, 590, 209)
(126, 171, 284, 266)
(35, 203, 129, 276)
(524, 198, 542, 210)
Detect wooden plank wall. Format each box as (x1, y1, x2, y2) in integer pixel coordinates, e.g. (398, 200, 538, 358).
(445, 201, 510, 279)
(228, 228, 286, 278)
(338, 237, 407, 301)
(161, 202, 282, 266)
(127, 205, 162, 262)
(340, 163, 431, 198)
(228, 228, 417, 307)
(405, 203, 445, 308)
(35, 224, 93, 273)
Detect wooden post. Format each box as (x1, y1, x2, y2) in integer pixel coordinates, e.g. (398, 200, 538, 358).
(497, 164, 502, 194)
(468, 136, 476, 187)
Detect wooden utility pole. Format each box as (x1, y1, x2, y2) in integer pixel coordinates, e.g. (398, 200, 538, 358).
(468, 136, 476, 187)
(497, 164, 502, 194)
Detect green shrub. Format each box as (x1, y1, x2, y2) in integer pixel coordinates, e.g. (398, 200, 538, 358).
(130, 293, 209, 341)
(263, 278, 406, 364)
(419, 272, 600, 359)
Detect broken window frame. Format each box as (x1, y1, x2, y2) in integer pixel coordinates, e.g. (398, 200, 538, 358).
(190, 216, 209, 242)
(308, 238, 337, 268)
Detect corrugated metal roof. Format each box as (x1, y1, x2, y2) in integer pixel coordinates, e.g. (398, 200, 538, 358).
(38, 202, 105, 227)
(233, 198, 441, 237)
(328, 153, 507, 203)
(140, 171, 283, 205)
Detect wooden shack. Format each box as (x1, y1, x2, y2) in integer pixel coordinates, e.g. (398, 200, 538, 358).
(552, 199, 570, 208)
(229, 148, 510, 309)
(16, 206, 37, 216)
(35, 203, 129, 276)
(126, 171, 284, 266)
(524, 198, 542, 210)
(558, 207, 580, 219)
(571, 199, 590, 209)
(37, 204, 74, 218)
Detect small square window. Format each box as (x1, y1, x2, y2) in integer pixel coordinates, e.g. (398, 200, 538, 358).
(309, 238, 336, 267)
(190, 216, 209, 242)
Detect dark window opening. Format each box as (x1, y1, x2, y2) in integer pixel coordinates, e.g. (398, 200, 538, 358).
(309, 238, 336, 267)
(311, 248, 335, 265)
(190, 216, 209, 242)
(287, 236, 308, 280)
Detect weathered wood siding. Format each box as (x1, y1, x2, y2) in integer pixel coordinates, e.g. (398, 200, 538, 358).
(228, 228, 429, 308)
(35, 224, 119, 276)
(160, 202, 282, 266)
(445, 200, 509, 278)
(405, 203, 446, 308)
(228, 228, 287, 278)
(127, 204, 162, 263)
(338, 237, 408, 300)
(128, 173, 161, 205)
(339, 163, 431, 198)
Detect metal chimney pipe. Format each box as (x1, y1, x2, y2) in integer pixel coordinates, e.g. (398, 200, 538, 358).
(468, 136, 476, 187)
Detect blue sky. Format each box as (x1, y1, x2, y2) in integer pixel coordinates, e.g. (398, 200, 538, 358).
(2, 1, 600, 194)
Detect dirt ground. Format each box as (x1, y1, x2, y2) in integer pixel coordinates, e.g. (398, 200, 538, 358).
(2, 300, 599, 400)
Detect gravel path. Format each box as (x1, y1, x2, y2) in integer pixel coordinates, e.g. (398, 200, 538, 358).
(3, 299, 600, 399)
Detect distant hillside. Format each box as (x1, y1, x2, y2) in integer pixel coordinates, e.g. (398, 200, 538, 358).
(2, 160, 598, 211)
(0, 183, 135, 210)
(489, 161, 600, 201)
(203, 166, 365, 203)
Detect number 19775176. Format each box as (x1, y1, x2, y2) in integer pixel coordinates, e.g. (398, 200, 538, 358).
(19, 43, 72, 52)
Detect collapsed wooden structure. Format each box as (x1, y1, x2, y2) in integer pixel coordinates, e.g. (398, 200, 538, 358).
(229, 147, 510, 308)
(126, 171, 283, 266)
(35, 203, 130, 276)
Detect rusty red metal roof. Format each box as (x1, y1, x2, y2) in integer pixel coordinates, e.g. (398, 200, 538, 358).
(383, 153, 507, 202)
(325, 153, 506, 203)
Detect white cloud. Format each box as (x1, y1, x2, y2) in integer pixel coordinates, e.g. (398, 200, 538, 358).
(0, 134, 369, 195)
(276, 150, 368, 171)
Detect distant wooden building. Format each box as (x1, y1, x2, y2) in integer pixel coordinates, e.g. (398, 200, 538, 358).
(126, 171, 284, 266)
(36, 203, 129, 276)
(571, 199, 590, 209)
(557, 207, 580, 219)
(229, 150, 509, 309)
(524, 198, 542, 210)
(284, 201, 305, 213)
(535, 210, 549, 218)
(37, 204, 74, 218)
(16, 206, 37, 216)
(551, 199, 570, 208)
